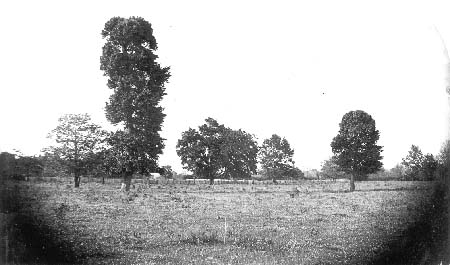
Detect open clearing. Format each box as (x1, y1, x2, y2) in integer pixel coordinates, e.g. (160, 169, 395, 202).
(1, 179, 447, 264)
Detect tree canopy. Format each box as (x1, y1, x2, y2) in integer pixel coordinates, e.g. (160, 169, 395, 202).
(436, 140, 450, 182)
(401, 145, 438, 181)
(331, 110, 383, 191)
(0, 152, 43, 180)
(176, 118, 258, 184)
(0, 152, 16, 179)
(100, 16, 170, 190)
(320, 156, 347, 180)
(46, 114, 106, 187)
(258, 134, 302, 179)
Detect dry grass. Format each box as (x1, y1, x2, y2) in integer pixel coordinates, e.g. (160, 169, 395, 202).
(2, 179, 440, 264)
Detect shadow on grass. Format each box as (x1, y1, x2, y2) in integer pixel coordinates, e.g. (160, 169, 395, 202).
(367, 183, 449, 265)
(315, 183, 449, 265)
(322, 186, 433, 194)
(0, 181, 117, 264)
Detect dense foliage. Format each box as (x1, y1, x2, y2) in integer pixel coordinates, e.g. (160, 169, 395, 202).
(177, 118, 258, 184)
(331, 110, 383, 191)
(436, 140, 450, 182)
(320, 157, 347, 180)
(401, 145, 439, 181)
(100, 17, 170, 190)
(37, 153, 68, 178)
(0, 152, 43, 180)
(258, 134, 303, 179)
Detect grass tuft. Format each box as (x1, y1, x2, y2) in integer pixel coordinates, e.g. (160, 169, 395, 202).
(182, 230, 221, 245)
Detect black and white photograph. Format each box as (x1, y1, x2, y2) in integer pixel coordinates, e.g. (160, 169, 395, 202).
(1, 1, 450, 264)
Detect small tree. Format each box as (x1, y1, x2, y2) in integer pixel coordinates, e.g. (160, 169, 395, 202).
(401, 145, 425, 180)
(331, 110, 383, 191)
(436, 140, 450, 182)
(422, 154, 438, 181)
(320, 157, 347, 180)
(400, 145, 438, 181)
(47, 114, 106, 187)
(390, 163, 406, 180)
(258, 134, 299, 180)
(161, 165, 175, 179)
(177, 118, 258, 184)
(100, 16, 170, 191)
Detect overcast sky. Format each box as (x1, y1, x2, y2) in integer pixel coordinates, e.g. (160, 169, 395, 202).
(1, 0, 449, 172)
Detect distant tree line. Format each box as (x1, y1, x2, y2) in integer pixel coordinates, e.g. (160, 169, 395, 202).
(320, 141, 450, 183)
(0, 152, 43, 180)
(9, 115, 303, 187)
(8, 109, 450, 192)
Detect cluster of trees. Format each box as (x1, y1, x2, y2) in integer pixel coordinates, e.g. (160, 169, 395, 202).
(41, 110, 174, 188)
(5, 16, 450, 194)
(41, 115, 303, 188)
(400, 145, 437, 181)
(399, 143, 450, 181)
(176, 118, 303, 184)
(320, 122, 450, 188)
(0, 152, 43, 180)
(176, 118, 258, 184)
(4, 17, 170, 190)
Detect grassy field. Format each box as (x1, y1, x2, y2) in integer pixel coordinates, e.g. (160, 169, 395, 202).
(1, 179, 448, 264)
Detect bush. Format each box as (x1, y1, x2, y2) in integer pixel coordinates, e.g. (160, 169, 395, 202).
(161, 165, 175, 179)
(367, 169, 402, 181)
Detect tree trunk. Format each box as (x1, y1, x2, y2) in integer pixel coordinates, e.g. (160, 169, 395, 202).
(349, 174, 355, 192)
(123, 170, 133, 191)
(209, 177, 214, 185)
(74, 174, 80, 188)
(74, 142, 80, 188)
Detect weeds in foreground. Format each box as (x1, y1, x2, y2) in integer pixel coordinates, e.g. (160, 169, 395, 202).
(54, 203, 69, 220)
(182, 230, 222, 245)
(177, 226, 304, 253)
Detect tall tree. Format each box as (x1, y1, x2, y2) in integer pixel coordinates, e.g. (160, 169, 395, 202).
(331, 110, 383, 191)
(258, 134, 301, 180)
(177, 118, 258, 184)
(100, 17, 170, 191)
(47, 114, 106, 187)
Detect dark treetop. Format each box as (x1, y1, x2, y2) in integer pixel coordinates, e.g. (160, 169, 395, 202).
(331, 110, 383, 178)
(100, 17, 170, 174)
